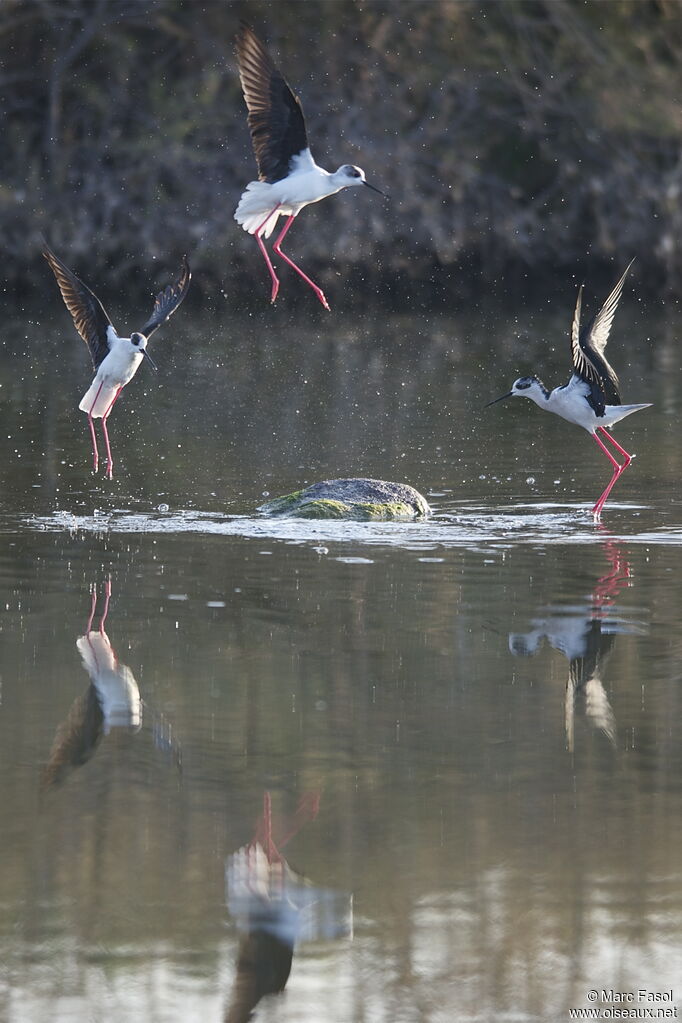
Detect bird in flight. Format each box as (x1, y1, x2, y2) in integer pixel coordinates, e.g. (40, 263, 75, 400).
(44, 244, 190, 479)
(234, 23, 385, 310)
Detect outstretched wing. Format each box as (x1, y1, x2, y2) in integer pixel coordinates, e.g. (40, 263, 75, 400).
(139, 256, 191, 339)
(236, 22, 309, 184)
(43, 243, 113, 370)
(570, 260, 634, 408)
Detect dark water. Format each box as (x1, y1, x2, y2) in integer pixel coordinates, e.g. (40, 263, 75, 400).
(1, 301, 681, 1022)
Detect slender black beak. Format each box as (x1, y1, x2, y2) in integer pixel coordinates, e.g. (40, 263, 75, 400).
(364, 181, 388, 199)
(142, 347, 157, 371)
(484, 391, 514, 408)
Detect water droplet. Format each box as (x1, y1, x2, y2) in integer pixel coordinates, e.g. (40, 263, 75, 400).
(158, 503, 169, 513)
(526, 476, 535, 485)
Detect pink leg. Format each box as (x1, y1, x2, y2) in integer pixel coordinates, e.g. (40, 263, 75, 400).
(277, 791, 321, 849)
(100, 578, 112, 632)
(254, 205, 282, 304)
(253, 791, 281, 863)
(84, 584, 98, 634)
(101, 386, 123, 480)
(591, 429, 631, 518)
(273, 215, 331, 311)
(86, 381, 105, 473)
(591, 529, 631, 607)
(251, 790, 321, 863)
(598, 427, 633, 462)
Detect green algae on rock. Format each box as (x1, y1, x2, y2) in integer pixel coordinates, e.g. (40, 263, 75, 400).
(258, 479, 431, 521)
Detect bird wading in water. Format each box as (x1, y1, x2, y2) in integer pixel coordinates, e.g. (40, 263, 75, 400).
(487, 261, 651, 518)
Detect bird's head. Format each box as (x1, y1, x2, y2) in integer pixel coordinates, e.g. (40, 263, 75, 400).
(129, 332, 157, 370)
(334, 164, 386, 197)
(486, 375, 549, 408)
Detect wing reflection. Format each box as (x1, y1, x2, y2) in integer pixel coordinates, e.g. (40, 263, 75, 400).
(42, 581, 179, 787)
(224, 792, 352, 1023)
(509, 534, 644, 751)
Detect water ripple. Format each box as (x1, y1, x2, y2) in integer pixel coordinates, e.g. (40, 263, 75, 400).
(17, 502, 682, 549)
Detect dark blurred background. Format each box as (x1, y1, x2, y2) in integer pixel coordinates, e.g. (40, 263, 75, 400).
(3, 0, 682, 301)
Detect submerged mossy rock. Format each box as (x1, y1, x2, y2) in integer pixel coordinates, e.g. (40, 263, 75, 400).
(258, 478, 431, 521)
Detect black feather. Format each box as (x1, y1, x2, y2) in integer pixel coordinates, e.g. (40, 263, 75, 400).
(139, 256, 191, 339)
(43, 243, 113, 371)
(236, 23, 309, 184)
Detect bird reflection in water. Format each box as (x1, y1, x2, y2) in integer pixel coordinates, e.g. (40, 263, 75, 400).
(509, 532, 644, 751)
(224, 791, 352, 1023)
(42, 581, 178, 787)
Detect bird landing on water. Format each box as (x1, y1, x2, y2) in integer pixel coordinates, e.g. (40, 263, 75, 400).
(487, 261, 651, 518)
(43, 244, 190, 480)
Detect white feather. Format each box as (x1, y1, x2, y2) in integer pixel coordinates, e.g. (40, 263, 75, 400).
(79, 332, 145, 418)
(76, 631, 141, 733)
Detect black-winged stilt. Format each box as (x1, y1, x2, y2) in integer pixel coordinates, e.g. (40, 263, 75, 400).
(234, 23, 385, 310)
(43, 244, 190, 479)
(487, 261, 651, 517)
(509, 534, 632, 750)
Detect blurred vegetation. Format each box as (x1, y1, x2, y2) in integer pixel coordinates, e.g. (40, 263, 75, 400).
(3, 0, 682, 299)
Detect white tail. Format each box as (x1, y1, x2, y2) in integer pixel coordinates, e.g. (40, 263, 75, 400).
(235, 182, 282, 237)
(79, 379, 119, 418)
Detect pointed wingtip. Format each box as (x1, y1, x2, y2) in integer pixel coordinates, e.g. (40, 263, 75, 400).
(41, 236, 57, 263)
(235, 20, 259, 53)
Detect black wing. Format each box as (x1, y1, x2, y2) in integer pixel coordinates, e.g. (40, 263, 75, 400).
(43, 243, 113, 370)
(570, 260, 634, 412)
(568, 620, 616, 691)
(236, 22, 309, 184)
(139, 256, 191, 339)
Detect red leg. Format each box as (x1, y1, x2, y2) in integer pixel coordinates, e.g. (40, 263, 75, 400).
(254, 205, 282, 304)
(273, 215, 331, 311)
(277, 791, 321, 849)
(101, 386, 123, 480)
(251, 790, 321, 863)
(598, 426, 633, 463)
(84, 584, 98, 634)
(86, 380, 105, 473)
(591, 429, 630, 517)
(591, 527, 631, 606)
(253, 791, 282, 863)
(100, 578, 112, 632)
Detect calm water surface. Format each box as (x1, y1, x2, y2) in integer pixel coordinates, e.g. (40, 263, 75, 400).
(1, 302, 681, 1022)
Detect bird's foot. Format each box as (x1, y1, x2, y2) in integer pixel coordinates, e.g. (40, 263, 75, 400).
(105, 460, 113, 481)
(312, 286, 330, 312)
(270, 277, 280, 304)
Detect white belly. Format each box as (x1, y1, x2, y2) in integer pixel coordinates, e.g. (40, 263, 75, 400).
(235, 169, 339, 237)
(79, 349, 142, 417)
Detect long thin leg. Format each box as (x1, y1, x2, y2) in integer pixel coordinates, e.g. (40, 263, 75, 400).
(84, 584, 98, 634)
(100, 578, 112, 632)
(101, 386, 123, 480)
(598, 426, 633, 463)
(86, 380, 105, 473)
(254, 205, 282, 304)
(277, 791, 321, 849)
(591, 429, 630, 517)
(273, 214, 331, 311)
(254, 791, 281, 863)
(591, 527, 631, 607)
